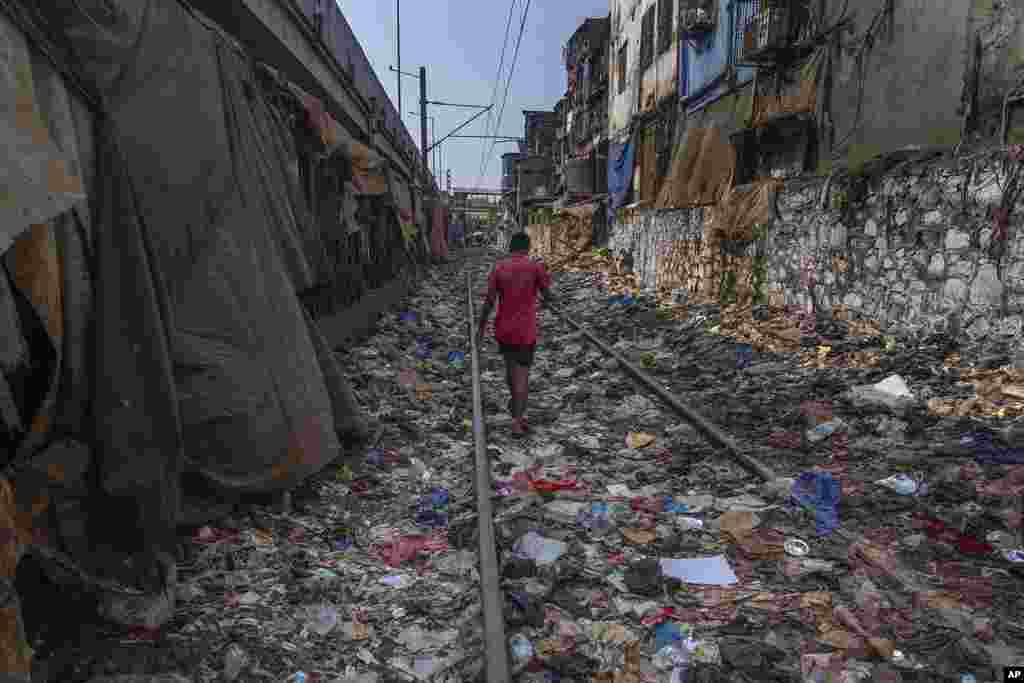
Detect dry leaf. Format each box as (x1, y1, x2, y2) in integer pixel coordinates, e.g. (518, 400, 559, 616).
(868, 637, 895, 658)
(717, 510, 759, 542)
(626, 432, 656, 449)
(621, 528, 657, 545)
(1003, 385, 1024, 400)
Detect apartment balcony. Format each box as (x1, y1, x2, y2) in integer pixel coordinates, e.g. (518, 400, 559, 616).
(735, 0, 812, 67)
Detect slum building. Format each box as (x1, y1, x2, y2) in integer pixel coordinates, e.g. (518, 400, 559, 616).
(602, 0, 1024, 341)
(560, 15, 613, 206)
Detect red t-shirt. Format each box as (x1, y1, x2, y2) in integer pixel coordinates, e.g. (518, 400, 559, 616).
(484, 255, 551, 346)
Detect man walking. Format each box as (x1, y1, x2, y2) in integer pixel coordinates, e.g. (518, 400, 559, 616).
(477, 233, 554, 435)
(448, 213, 465, 251)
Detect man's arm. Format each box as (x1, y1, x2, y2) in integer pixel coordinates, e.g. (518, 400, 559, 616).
(478, 298, 495, 337)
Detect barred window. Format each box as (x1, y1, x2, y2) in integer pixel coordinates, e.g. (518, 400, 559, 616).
(640, 6, 655, 69)
(657, 0, 674, 54)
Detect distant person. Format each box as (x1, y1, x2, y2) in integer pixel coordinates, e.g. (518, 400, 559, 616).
(448, 216, 465, 250)
(477, 233, 554, 435)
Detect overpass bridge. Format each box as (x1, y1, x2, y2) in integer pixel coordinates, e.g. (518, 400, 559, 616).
(189, 0, 424, 184)
(451, 187, 503, 196)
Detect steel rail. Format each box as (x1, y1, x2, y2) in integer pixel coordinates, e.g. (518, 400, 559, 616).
(549, 306, 778, 482)
(466, 271, 511, 683)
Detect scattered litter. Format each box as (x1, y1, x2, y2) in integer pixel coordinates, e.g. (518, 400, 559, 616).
(659, 556, 739, 585)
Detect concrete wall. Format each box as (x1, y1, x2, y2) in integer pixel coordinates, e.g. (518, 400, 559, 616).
(610, 0, 679, 136)
(190, 0, 418, 182)
(823, 0, 972, 171)
(974, 0, 1024, 142)
(611, 151, 1024, 345)
(609, 0, 646, 138)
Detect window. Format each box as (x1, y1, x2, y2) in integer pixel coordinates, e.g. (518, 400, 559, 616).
(657, 0, 674, 53)
(617, 42, 628, 94)
(640, 6, 655, 69)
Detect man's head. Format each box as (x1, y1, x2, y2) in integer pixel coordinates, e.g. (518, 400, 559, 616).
(509, 232, 530, 254)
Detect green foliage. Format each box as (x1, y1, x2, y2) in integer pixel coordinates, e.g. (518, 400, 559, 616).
(752, 255, 768, 305)
(719, 270, 738, 306)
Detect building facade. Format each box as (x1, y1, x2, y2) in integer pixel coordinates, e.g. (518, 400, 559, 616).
(561, 15, 612, 201)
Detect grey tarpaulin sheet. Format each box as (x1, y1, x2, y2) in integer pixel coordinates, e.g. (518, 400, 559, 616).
(44, 0, 365, 538)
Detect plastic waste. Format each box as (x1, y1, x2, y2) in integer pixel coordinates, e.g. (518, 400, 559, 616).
(663, 496, 690, 514)
(447, 351, 465, 368)
(790, 471, 841, 536)
(806, 418, 844, 444)
(409, 457, 432, 484)
(736, 343, 753, 369)
(509, 633, 534, 673)
(513, 531, 567, 564)
(847, 374, 916, 415)
(876, 473, 922, 496)
(414, 336, 433, 359)
(577, 501, 612, 536)
(306, 603, 339, 636)
(655, 621, 684, 649)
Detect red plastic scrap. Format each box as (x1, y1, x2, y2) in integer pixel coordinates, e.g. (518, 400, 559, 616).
(767, 431, 802, 450)
(863, 527, 899, 548)
(975, 466, 1024, 497)
(373, 532, 449, 567)
(799, 401, 833, 421)
(960, 462, 982, 481)
(349, 479, 372, 496)
(629, 497, 663, 514)
(125, 625, 160, 642)
(640, 607, 674, 626)
(914, 513, 994, 556)
(530, 479, 581, 494)
(193, 526, 240, 545)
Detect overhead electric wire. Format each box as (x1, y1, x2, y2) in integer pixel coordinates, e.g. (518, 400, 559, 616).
(475, 0, 531, 190)
(474, 0, 518, 186)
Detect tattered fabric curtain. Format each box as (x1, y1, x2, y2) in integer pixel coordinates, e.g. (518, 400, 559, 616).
(0, 15, 88, 255)
(349, 139, 389, 196)
(607, 132, 637, 210)
(655, 89, 755, 209)
(707, 178, 783, 240)
(655, 125, 735, 208)
(45, 0, 367, 543)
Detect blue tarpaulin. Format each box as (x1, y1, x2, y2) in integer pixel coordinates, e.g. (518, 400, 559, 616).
(680, 0, 756, 111)
(607, 133, 637, 211)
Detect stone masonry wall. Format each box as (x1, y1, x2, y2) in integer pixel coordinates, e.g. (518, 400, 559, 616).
(611, 151, 1024, 346)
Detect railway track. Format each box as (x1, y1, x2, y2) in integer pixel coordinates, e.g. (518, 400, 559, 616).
(461, 255, 1020, 683)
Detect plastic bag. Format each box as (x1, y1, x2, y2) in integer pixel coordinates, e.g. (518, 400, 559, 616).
(790, 471, 841, 536)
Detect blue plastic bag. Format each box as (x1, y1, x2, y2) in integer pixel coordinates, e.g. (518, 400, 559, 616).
(655, 622, 683, 650)
(736, 344, 753, 369)
(790, 471, 841, 536)
(962, 432, 1024, 465)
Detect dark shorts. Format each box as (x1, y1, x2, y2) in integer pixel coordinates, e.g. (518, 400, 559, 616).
(498, 342, 536, 367)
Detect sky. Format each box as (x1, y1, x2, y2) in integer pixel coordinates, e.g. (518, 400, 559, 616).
(338, 0, 610, 191)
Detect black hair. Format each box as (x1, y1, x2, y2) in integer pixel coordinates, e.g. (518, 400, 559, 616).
(509, 233, 530, 253)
